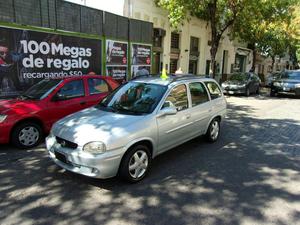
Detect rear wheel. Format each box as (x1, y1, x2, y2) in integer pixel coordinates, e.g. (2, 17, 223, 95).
(206, 118, 220, 142)
(11, 122, 43, 149)
(119, 145, 151, 183)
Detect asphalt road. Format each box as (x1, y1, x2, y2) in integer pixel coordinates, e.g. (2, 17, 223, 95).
(0, 94, 300, 225)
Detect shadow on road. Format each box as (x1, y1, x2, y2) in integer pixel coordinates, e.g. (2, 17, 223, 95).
(0, 102, 299, 225)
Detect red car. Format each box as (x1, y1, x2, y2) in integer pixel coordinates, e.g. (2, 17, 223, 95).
(0, 75, 119, 149)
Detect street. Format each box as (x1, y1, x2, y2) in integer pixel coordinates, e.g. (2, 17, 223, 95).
(0, 94, 300, 225)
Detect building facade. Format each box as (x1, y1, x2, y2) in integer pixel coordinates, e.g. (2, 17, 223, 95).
(124, 0, 253, 80)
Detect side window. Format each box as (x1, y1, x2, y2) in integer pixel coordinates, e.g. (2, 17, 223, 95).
(205, 82, 222, 100)
(88, 78, 109, 95)
(58, 80, 84, 99)
(189, 82, 209, 106)
(162, 84, 188, 111)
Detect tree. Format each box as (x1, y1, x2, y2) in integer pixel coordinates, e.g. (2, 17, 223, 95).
(231, 0, 299, 71)
(156, 0, 251, 77)
(156, 0, 299, 76)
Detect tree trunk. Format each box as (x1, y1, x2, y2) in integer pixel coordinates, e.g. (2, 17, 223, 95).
(251, 46, 256, 72)
(271, 56, 275, 72)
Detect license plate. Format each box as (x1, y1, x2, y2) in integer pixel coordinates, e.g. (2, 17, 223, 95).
(54, 151, 67, 164)
(283, 87, 290, 91)
(228, 91, 234, 94)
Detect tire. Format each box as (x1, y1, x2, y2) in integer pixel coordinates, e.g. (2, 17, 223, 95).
(256, 87, 260, 95)
(11, 122, 43, 149)
(245, 87, 250, 96)
(119, 145, 151, 183)
(205, 118, 220, 142)
(270, 89, 276, 97)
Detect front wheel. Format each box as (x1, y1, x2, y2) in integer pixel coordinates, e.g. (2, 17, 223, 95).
(206, 118, 220, 142)
(119, 145, 151, 183)
(270, 89, 276, 97)
(11, 122, 43, 149)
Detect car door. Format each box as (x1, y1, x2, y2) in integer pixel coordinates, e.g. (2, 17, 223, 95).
(85, 77, 111, 107)
(47, 79, 87, 125)
(156, 84, 194, 153)
(188, 81, 212, 136)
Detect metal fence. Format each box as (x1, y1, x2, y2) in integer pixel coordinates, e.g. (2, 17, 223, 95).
(0, 0, 153, 43)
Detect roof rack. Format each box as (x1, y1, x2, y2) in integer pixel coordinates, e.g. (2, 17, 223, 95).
(169, 74, 200, 83)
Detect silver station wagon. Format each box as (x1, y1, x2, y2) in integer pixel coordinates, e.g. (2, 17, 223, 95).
(46, 74, 227, 182)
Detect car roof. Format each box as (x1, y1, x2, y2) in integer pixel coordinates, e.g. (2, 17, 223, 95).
(47, 75, 113, 81)
(131, 74, 217, 86)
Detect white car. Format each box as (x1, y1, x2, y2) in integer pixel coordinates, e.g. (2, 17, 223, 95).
(46, 74, 227, 182)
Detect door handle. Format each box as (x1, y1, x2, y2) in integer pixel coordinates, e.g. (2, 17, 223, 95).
(80, 101, 86, 105)
(185, 114, 191, 119)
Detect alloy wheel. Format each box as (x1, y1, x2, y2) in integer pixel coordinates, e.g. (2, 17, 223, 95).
(128, 150, 149, 179)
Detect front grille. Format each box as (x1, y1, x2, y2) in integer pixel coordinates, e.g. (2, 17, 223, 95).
(56, 136, 78, 149)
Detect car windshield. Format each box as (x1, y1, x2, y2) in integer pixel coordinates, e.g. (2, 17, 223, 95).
(229, 73, 249, 81)
(270, 72, 282, 78)
(21, 79, 62, 100)
(281, 71, 300, 80)
(97, 82, 167, 115)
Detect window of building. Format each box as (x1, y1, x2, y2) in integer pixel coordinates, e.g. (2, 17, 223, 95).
(189, 82, 209, 106)
(171, 32, 180, 49)
(162, 84, 188, 111)
(170, 59, 178, 74)
(190, 36, 199, 52)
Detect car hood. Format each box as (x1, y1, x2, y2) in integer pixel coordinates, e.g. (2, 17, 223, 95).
(52, 107, 146, 146)
(0, 99, 40, 114)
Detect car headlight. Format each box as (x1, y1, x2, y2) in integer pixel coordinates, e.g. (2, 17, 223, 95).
(0, 114, 7, 123)
(273, 82, 280, 87)
(221, 83, 226, 87)
(83, 142, 106, 154)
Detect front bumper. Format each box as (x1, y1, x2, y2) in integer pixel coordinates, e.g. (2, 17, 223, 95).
(271, 86, 300, 96)
(222, 87, 246, 94)
(0, 122, 13, 144)
(46, 135, 125, 179)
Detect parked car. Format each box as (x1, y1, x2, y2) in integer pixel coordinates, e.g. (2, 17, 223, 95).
(46, 74, 227, 182)
(0, 75, 119, 148)
(221, 72, 261, 96)
(270, 70, 300, 97)
(265, 72, 282, 87)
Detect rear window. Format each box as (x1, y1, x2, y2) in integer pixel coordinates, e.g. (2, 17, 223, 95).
(205, 82, 222, 100)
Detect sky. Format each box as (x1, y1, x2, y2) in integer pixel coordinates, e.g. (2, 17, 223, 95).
(65, 0, 125, 16)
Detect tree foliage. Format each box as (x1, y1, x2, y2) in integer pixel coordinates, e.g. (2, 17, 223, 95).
(156, 0, 300, 75)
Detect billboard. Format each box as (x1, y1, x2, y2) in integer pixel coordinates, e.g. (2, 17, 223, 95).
(0, 26, 102, 98)
(131, 43, 151, 78)
(105, 40, 128, 83)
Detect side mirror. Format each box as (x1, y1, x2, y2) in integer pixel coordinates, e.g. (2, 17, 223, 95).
(157, 107, 177, 117)
(52, 93, 66, 101)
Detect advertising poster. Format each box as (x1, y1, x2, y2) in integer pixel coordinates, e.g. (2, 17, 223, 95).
(0, 26, 102, 98)
(131, 43, 151, 78)
(106, 40, 128, 83)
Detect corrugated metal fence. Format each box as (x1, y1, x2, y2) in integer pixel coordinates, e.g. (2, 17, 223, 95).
(0, 0, 153, 43)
